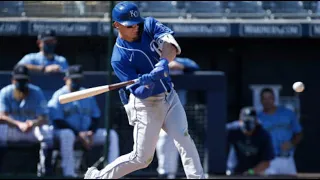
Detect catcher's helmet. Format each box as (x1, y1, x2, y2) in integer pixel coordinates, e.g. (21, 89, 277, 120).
(112, 1, 144, 26)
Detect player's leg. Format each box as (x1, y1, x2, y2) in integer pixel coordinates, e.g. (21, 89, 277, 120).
(54, 129, 77, 177)
(277, 157, 297, 175)
(156, 129, 179, 179)
(92, 128, 120, 163)
(85, 94, 166, 179)
(0, 124, 8, 146)
(162, 90, 204, 179)
(264, 157, 279, 175)
(0, 124, 8, 172)
(33, 125, 54, 176)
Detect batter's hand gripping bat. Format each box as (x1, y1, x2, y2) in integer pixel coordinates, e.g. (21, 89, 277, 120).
(58, 79, 139, 104)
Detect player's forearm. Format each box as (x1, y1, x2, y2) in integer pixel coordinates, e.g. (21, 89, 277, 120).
(251, 161, 270, 174)
(29, 115, 48, 127)
(160, 42, 177, 63)
(0, 114, 20, 127)
(24, 64, 45, 72)
(291, 132, 303, 146)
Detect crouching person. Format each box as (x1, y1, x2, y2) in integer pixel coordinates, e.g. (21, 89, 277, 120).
(0, 65, 53, 175)
(226, 107, 275, 176)
(48, 65, 119, 177)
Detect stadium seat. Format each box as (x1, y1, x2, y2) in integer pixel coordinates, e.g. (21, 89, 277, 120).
(184, 1, 224, 18)
(264, 1, 309, 18)
(226, 1, 266, 18)
(0, 1, 24, 17)
(138, 1, 185, 18)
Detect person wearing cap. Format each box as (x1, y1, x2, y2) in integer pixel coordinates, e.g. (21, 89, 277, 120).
(226, 107, 274, 176)
(17, 29, 69, 73)
(0, 64, 53, 175)
(84, 1, 204, 179)
(47, 65, 119, 177)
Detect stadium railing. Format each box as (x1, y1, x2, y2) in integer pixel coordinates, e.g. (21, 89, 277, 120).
(1, 1, 319, 20)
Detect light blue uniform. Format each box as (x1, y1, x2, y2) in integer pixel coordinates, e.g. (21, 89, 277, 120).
(258, 106, 302, 175)
(48, 85, 119, 177)
(48, 85, 100, 131)
(17, 52, 69, 72)
(0, 83, 52, 174)
(0, 84, 48, 122)
(258, 106, 302, 156)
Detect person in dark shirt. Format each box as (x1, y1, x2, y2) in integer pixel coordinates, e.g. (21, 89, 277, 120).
(226, 107, 275, 175)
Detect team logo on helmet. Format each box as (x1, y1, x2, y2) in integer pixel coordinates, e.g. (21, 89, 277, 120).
(129, 10, 139, 18)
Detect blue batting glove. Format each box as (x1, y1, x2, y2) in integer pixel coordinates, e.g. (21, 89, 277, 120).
(155, 58, 169, 68)
(150, 58, 169, 81)
(139, 74, 155, 86)
(118, 88, 129, 105)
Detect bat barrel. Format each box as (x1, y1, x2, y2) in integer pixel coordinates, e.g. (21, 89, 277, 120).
(58, 85, 110, 104)
(57, 79, 139, 104)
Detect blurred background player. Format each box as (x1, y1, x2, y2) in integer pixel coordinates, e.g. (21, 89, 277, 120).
(226, 107, 274, 176)
(0, 64, 53, 176)
(156, 57, 200, 179)
(48, 65, 119, 177)
(17, 29, 69, 73)
(258, 88, 303, 176)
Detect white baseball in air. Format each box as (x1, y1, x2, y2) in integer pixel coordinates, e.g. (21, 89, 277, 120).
(292, 81, 305, 93)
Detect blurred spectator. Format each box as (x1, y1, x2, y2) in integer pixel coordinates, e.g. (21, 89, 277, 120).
(17, 29, 69, 73)
(63, 1, 86, 16)
(258, 88, 303, 176)
(0, 64, 53, 175)
(75, 1, 85, 15)
(47, 65, 119, 177)
(226, 107, 274, 176)
(156, 57, 200, 179)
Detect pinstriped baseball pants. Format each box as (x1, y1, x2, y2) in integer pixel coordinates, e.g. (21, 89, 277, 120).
(54, 128, 120, 177)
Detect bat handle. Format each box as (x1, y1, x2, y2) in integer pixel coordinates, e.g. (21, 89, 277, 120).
(126, 78, 140, 90)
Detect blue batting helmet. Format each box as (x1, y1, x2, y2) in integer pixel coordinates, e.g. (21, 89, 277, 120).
(112, 1, 144, 26)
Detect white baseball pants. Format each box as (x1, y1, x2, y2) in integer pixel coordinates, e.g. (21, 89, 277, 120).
(96, 89, 204, 179)
(156, 129, 179, 178)
(264, 156, 297, 175)
(55, 128, 119, 177)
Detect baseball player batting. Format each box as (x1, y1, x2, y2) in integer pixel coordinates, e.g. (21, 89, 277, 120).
(84, 1, 204, 179)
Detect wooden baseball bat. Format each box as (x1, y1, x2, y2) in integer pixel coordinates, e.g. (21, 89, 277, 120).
(58, 79, 139, 104)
